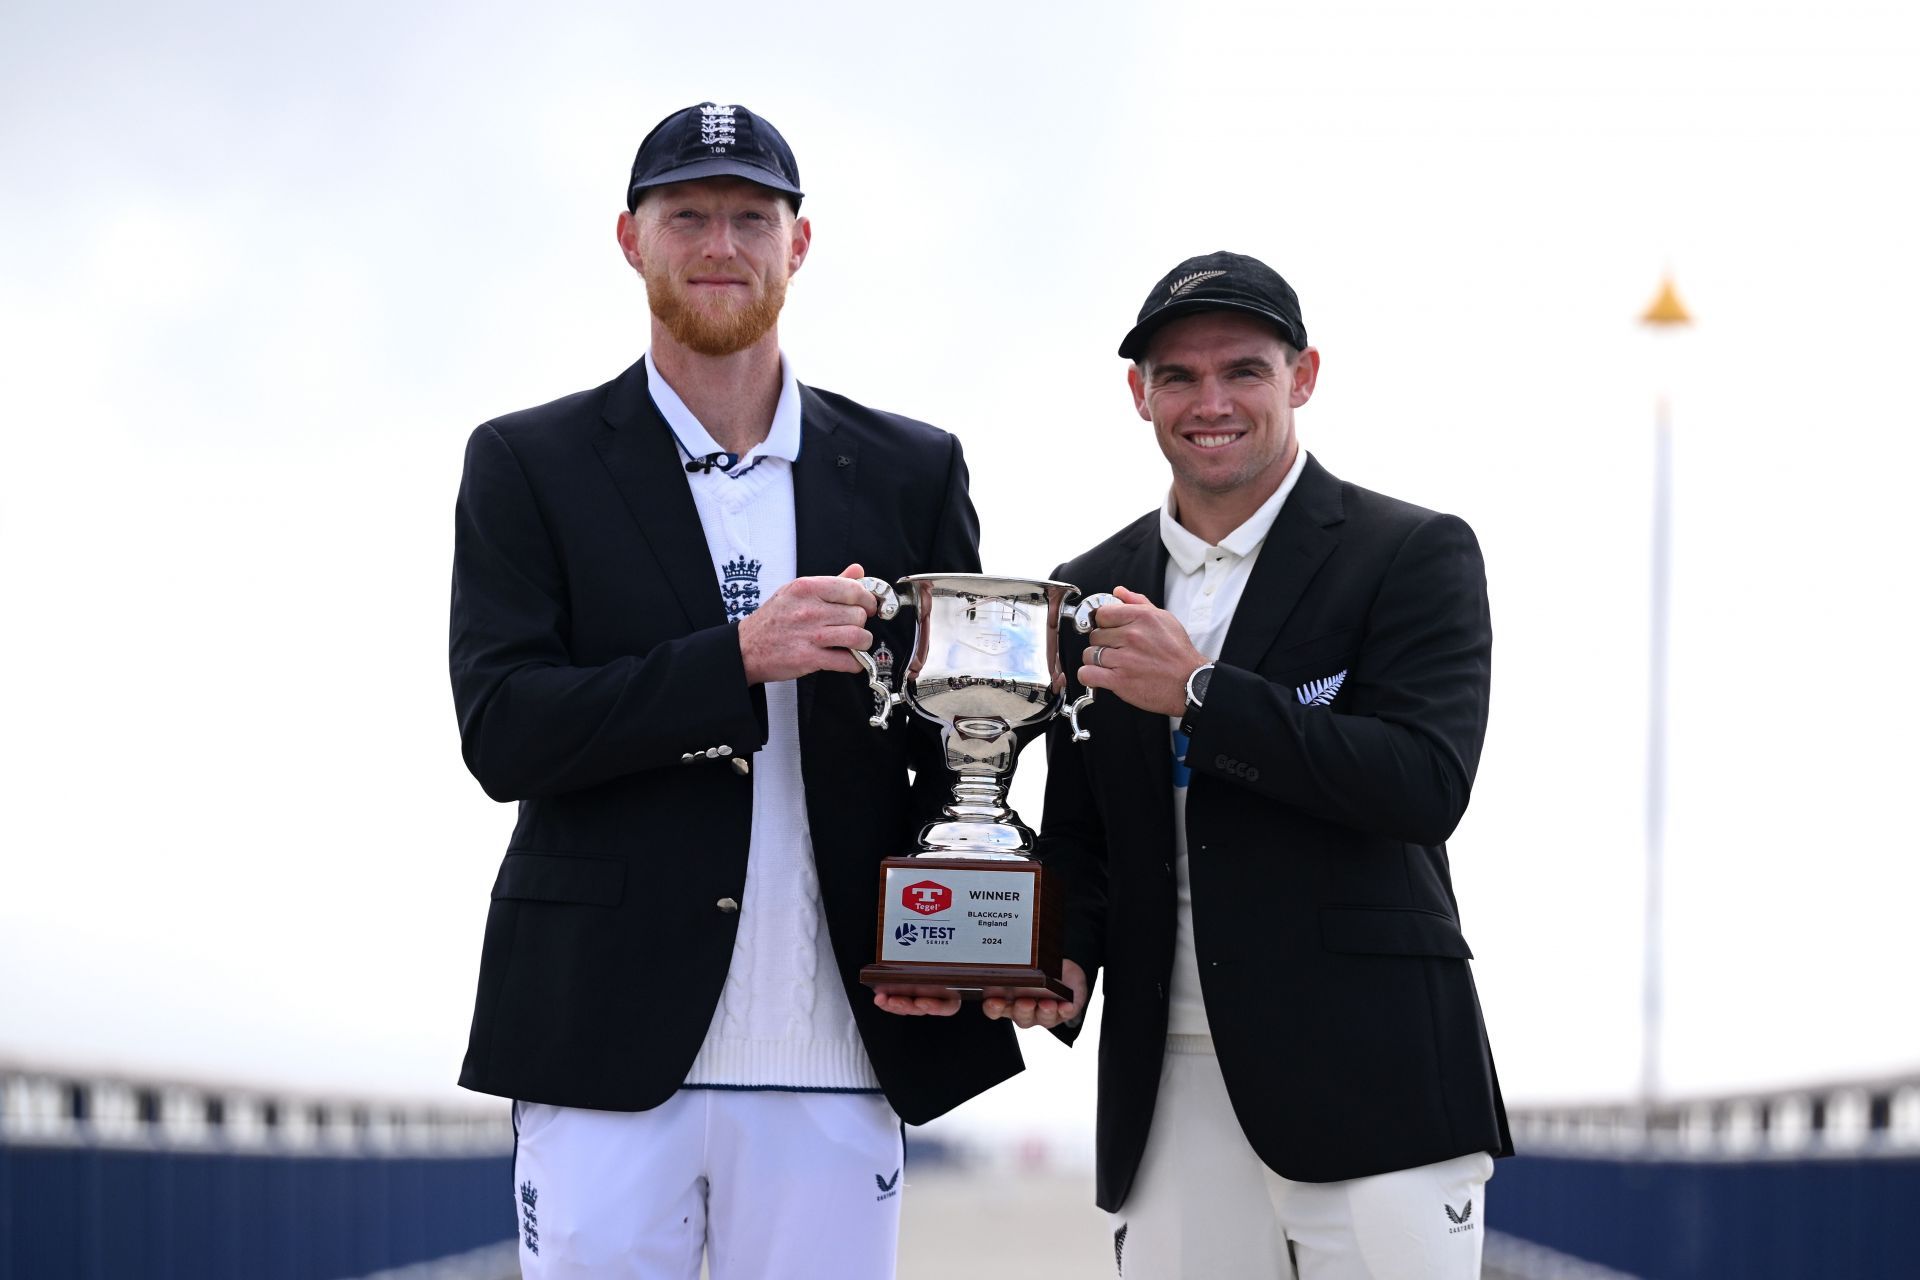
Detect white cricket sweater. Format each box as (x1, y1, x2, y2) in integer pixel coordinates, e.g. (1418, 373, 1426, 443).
(644, 354, 881, 1092)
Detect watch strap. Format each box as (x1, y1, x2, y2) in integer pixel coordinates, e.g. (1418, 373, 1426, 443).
(1181, 662, 1216, 735)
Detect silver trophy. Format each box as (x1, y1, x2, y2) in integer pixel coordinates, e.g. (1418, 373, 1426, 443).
(852, 574, 1115, 1000)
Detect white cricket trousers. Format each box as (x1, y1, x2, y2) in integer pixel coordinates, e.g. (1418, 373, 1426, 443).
(511, 1089, 904, 1280)
(1113, 1035, 1494, 1279)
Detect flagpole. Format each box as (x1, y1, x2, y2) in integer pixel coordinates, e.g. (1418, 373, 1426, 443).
(1640, 275, 1691, 1105)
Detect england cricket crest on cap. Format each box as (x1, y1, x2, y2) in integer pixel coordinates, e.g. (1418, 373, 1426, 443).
(699, 103, 737, 152)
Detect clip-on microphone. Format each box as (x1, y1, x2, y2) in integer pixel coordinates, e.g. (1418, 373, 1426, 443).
(683, 450, 740, 475)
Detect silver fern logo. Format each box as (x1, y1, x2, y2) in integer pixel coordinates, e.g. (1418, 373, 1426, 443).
(1295, 670, 1346, 707)
(1168, 269, 1227, 297)
(699, 103, 737, 151)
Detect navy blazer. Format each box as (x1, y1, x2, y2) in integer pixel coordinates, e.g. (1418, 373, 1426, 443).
(1038, 454, 1511, 1209)
(449, 356, 1021, 1122)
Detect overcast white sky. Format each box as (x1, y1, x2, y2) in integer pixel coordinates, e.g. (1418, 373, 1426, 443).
(4, 0, 1918, 1156)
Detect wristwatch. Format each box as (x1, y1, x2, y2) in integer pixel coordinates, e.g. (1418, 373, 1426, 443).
(1181, 662, 1216, 735)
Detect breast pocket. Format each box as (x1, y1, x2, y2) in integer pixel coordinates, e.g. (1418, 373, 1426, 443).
(1264, 627, 1358, 706)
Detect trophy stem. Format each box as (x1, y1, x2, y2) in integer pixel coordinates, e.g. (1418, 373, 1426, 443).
(947, 772, 1010, 820)
(912, 770, 1033, 859)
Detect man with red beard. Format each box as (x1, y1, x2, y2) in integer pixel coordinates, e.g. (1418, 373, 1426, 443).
(448, 103, 1019, 1279)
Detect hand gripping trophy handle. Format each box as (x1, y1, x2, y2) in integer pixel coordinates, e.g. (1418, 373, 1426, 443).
(1063, 592, 1120, 743)
(852, 576, 904, 728)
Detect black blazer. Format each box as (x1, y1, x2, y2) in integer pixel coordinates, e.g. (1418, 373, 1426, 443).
(1038, 454, 1511, 1210)
(449, 357, 1021, 1124)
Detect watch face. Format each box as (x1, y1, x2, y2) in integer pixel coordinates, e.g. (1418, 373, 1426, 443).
(1189, 666, 1213, 705)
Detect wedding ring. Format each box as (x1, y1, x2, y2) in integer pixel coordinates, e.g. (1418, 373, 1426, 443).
(1089, 645, 1107, 668)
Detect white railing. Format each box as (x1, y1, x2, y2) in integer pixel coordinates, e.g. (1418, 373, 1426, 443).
(1509, 1072, 1920, 1160)
(0, 1063, 513, 1156)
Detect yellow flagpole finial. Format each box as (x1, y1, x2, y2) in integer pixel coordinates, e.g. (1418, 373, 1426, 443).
(1642, 274, 1692, 327)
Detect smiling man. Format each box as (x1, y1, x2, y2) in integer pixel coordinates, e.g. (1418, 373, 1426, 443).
(987, 252, 1511, 1277)
(448, 103, 1019, 1279)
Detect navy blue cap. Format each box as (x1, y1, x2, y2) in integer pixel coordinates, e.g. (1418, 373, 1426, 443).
(627, 103, 804, 211)
(1119, 251, 1308, 360)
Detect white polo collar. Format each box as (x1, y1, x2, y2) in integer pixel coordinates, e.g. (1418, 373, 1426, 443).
(1159, 446, 1309, 573)
(643, 351, 803, 468)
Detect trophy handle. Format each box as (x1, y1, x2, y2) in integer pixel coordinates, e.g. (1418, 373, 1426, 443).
(1061, 592, 1120, 744)
(858, 576, 901, 621)
(1070, 592, 1119, 634)
(856, 576, 905, 728)
(1062, 689, 1095, 743)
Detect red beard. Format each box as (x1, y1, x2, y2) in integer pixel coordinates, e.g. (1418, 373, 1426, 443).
(643, 266, 788, 356)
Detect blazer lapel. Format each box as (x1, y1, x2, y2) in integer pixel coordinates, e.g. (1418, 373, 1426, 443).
(1112, 515, 1171, 606)
(1103, 518, 1181, 868)
(1114, 521, 1179, 775)
(792, 386, 854, 581)
(1218, 453, 1346, 671)
(592, 357, 729, 632)
(793, 386, 855, 720)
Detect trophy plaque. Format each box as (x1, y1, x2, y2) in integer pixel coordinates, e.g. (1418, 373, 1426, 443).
(852, 574, 1114, 1002)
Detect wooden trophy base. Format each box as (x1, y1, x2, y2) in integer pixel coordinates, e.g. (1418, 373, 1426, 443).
(860, 856, 1068, 1003)
(860, 962, 1071, 1003)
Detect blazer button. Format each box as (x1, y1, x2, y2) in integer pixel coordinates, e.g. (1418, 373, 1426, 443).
(731, 758, 751, 777)
(716, 897, 740, 914)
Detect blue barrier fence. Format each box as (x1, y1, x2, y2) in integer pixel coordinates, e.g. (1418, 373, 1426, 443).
(1497, 1075, 1920, 1277)
(0, 1143, 512, 1280)
(1, 1066, 517, 1280)
(11, 1061, 1920, 1279)
(1496, 1152, 1920, 1279)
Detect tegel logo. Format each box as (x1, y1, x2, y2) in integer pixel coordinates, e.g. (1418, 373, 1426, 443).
(903, 880, 952, 915)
